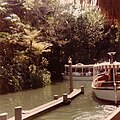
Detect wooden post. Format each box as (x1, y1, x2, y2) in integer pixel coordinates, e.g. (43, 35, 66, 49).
(68, 57, 73, 93)
(63, 93, 68, 102)
(81, 85, 84, 94)
(54, 95, 59, 100)
(15, 106, 22, 120)
(63, 93, 71, 105)
(0, 113, 8, 120)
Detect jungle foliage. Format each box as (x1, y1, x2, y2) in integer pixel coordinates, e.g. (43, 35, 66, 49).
(0, 0, 120, 94)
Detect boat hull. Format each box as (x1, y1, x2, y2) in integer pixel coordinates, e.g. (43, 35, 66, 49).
(63, 75, 93, 81)
(92, 87, 120, 101)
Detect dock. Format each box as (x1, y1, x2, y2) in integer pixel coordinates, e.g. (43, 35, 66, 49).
(3, 87, 83, 120)
(0, 59, 84, 120)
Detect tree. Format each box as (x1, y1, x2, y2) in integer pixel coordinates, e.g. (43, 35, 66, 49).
(23, 29, 40, 52)
(79, 0, 120, 28)
(96, 0, 120, 27)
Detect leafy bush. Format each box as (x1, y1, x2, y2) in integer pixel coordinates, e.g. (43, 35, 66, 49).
(30, 68, 51, 89)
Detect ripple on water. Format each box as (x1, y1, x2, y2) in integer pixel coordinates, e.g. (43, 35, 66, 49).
(73, 105, 117, 120)
(0, 81, 118, 120)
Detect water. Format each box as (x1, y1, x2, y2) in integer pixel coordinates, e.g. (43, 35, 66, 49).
(0, 81, 117, 119)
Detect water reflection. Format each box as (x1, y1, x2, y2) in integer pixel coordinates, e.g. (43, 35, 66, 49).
(0, 81, 117, 119)
(34, 81, 117, 120)
(0, 81, 69, 118)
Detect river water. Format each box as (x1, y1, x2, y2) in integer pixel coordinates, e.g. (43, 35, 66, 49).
(0, 81, 118, 120)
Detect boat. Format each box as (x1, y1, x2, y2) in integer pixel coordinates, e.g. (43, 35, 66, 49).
(62, 63, 93, 81)
(92, 52, 120, 103)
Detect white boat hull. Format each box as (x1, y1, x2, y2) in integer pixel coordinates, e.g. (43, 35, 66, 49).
(63, 75, 93, 81)
(92, 88, 120, 101)
(92, 60, 120, 102)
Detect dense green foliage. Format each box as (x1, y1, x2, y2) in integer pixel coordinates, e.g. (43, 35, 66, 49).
(0, 0, 120, 94)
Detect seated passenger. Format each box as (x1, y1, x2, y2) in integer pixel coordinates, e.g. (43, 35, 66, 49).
(88, 71, 92, 76)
